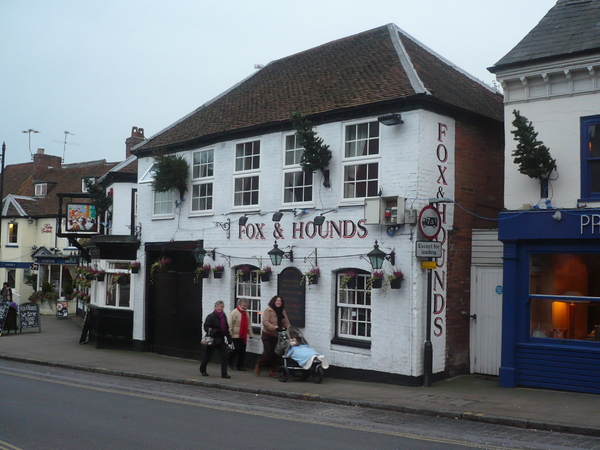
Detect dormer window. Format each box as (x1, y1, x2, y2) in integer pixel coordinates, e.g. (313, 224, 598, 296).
(34, 183, 47, 197)
(82, 177, 96, 192)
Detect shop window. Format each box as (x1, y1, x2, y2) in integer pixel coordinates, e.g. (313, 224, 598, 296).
(106, 273, 131, 308)
(235, 267, 262, 327)
(581, 114, 600, 200)
(335, 269, 372, 342)
(529, 253, 600, 341)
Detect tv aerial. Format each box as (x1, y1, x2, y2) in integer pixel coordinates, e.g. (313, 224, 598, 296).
(52, 131, 80, 162)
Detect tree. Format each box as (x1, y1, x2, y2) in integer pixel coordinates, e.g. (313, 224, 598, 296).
(85, 179, 112, 218)
(151, 151, 190, 200)
(291, 112, 332, 187)
(511, 110, 556, 180)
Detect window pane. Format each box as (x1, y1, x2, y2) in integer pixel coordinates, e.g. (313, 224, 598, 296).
(234, 176, 259, 206)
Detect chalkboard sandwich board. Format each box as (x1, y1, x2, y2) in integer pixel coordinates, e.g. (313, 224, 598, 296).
(20, 303, 41, 333)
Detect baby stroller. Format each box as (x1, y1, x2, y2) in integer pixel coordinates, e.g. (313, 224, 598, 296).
(275, 326, 328, 384)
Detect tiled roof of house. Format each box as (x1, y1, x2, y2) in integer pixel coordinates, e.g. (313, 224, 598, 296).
(491, 0, 600, 71)
(137, 24, 502, 152)
(1, 154, 120, 218)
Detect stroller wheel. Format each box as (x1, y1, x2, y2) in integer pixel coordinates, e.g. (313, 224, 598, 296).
(278, 366, 289, 382)
(314, 364, 324, 384)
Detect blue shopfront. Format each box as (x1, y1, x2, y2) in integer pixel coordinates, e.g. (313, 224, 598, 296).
(499, 209, 600, 394)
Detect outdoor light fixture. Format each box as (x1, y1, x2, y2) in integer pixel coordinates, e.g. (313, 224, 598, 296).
(268, 240, 293, 266)
(314, 215, 326, 226)
(193, 241, 215, 265)
(272, 212, 284, 222)
(239, 215, 248, 226)
(377, 113, 403, 126)
(366, 240, 395, 270)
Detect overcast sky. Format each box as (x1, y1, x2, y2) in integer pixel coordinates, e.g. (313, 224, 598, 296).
(1, 0, 557, 166)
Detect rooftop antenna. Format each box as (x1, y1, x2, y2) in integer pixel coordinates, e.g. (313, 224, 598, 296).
(52, 131, 79, 162)
(22, 129, 40, 160)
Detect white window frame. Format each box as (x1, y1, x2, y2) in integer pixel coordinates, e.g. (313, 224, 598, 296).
(82, 177, 96, 192)
(7, 222, 18, 245)
(34, 183, 47, 196)
(342, 120, 380, 203)
(103, 261, 133, 309)
(233, 139, 261, 209)
(336, 271, 372, 341)
(282, 133, 313, 206)
(153, 190, 175, 218)
(191, 149, 214, 214)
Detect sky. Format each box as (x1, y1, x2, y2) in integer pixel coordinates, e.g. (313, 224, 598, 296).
(1, 0, 558, 166)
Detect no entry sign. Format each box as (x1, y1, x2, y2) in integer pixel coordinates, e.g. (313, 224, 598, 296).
(418, 205, 442, 240)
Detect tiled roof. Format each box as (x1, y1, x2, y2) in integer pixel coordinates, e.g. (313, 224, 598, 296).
(1, 156, 120, 218)
(138, 24, 502, 152)
(491, 0, 600, 71)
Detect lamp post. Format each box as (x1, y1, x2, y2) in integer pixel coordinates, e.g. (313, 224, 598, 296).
(268, 240, 293, 266)
(366, 240, 395, 270)
(420, 197, 452, 387)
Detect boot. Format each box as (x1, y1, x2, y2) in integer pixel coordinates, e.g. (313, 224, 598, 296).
(268, 368, 278, 378)
(254, 364, 261, 376)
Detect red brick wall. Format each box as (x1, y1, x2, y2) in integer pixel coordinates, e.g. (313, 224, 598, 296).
(445, 116, 504, 375)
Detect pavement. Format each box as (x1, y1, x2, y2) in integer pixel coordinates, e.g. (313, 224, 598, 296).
(1, 316, 599, 438)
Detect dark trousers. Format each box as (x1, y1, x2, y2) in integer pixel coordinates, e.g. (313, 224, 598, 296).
(228, 338, 247, 369)
(256, 333, 281, 370)
(200, 341, 229, 375)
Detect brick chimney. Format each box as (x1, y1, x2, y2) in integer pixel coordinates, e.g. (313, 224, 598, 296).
(33, 148, 63, 178)
(126, 126, 145, 159)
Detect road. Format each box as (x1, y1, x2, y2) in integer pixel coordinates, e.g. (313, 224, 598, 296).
(0, 360, 598, 450)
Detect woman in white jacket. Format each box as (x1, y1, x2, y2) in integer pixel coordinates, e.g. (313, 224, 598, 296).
(227, 299, 254, 370)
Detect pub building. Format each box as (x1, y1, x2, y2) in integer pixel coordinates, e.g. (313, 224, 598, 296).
(122, 24, 503, 384)
(490, 0, 600, 393)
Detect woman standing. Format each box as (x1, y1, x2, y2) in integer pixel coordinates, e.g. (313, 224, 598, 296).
(254, 295, 290, 377)
(228, 299, 254, 370)
(200, 301, 232, 379)
(1, 282, 12, 303)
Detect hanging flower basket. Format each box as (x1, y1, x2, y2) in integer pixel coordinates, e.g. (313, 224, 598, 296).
(339, 270, 357, 291)
(96, 272, 105, 282)
(258, 266, 272, 282)
(301, 267, 320, 286)
(368, 270, 385, 290)
(237, 265, 251, 282)
(388, 269, 404, 289)
(390, 278, 403, 289)
(212, 265, 225, 279)
(129, 262, 141, 274)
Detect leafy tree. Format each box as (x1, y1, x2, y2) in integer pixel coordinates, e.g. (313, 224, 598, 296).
(511, 110, 556, 180)
(291, 112, 332, 186)
(151, 151, 190, 200)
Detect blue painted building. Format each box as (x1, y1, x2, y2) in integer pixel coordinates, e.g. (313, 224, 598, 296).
(490, 0, 600, 394)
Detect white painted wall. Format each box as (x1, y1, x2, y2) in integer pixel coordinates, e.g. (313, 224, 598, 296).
(134, 109, 455, 377)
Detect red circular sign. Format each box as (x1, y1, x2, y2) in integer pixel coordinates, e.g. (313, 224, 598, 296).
(418, 205, 441, 240)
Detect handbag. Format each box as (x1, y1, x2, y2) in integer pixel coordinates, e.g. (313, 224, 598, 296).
(201, 334, 214, 346)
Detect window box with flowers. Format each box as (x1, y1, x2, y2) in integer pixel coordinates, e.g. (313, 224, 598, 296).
(339, 269, 357, 291)
(368, 270, 385, 290)
(194, 264, 211, 283)
(301, 267, 320, 286)
(258, 266, 272, 282)
(150, 257, 172, 285)
(236, 265, 252, 282)
(387, 269, 404, 289)
(129, 261, 141, 274)
(212, 265, 225, 279)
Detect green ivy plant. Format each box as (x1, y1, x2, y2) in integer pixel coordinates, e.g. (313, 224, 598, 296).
(291, 112, 332, 187)
(151, 151, 190, 200)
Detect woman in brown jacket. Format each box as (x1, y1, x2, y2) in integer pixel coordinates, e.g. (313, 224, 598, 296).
(254, 295, 290, 377)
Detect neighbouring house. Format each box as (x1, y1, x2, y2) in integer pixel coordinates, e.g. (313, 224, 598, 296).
(83, 127, 143, 348)
(489, 0, 600, 394)
(128, 24, 504, 383)
(0, 144, 124, 313)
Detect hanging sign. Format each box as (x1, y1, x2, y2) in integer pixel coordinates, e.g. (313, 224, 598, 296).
(418, 205, 442, 240)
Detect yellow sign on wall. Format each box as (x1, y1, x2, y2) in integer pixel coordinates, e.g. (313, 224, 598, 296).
(421, 261, 437, 270)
